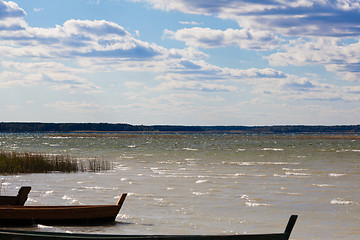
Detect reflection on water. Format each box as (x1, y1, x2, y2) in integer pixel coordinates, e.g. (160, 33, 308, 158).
(0, 133, 359, 239)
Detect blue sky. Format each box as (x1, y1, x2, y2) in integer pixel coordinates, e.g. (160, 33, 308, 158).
(1, 0, 360, 125)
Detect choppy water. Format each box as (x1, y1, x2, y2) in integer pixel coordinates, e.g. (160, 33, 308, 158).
(0, 133, 359, 239)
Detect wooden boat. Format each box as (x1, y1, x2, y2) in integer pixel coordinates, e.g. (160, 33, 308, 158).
(0, 215, 297, 240)
(0, 193, 127, 225)
(0, 186, 31, 206)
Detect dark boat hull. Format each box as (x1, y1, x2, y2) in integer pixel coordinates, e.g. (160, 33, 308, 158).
(0, 232, 290, 240)
(0, 215, 298, 240)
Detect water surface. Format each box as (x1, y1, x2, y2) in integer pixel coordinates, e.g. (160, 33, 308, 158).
(0, 133, 359, 239)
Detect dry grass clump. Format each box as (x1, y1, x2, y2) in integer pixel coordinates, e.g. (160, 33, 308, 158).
(0, 151, 111, 174)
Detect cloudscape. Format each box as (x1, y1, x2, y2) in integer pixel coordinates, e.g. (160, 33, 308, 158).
(1, 0, 359, 125)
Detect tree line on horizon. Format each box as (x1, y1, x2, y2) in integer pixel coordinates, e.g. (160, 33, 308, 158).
(0, 122, 359, 134)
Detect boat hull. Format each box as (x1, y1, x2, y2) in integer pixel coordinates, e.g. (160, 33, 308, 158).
(0, 215, 298, 240)
(0, 193, 127, 226)
(0, 231, 291, 240)
(0, 205, 121, 225)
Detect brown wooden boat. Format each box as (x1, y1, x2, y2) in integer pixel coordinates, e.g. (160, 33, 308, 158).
(0, 193, 127, 225)
(0, 215, 298, 240)
(0, 186, 31, 206)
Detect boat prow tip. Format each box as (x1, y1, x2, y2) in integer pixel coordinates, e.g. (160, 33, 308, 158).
(117, 193, 127, 206)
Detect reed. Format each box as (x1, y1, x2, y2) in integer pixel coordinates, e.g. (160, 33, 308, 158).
(78, 157, 112, 172)
(0, 151, 111, 174)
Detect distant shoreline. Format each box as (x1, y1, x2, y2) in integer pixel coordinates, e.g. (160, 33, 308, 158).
(0, 122, 359, 134)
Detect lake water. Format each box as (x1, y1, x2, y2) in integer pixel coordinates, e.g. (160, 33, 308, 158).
(0, 133, 359, 239)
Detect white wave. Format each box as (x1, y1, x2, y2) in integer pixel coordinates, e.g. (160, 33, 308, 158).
(313, 184, 334, 187)
(336, 149, 360, 152)
(331, 198, 355, 205)
(285, 172, 310, 176)
(26, 197, 37, 203)
(240, 194, 249, 199)
(183, 148, 198, 151)
(127, 145, 136, 148)
(274, 173, 308, 178)
(196, 180, 208, 184)
(245, 201, 270, 207)
(287, 168, 309, 171)
(192, 191, 210, 196)
(0, 181, 10, 186)
(262, 148, 284, 151)
(115, 166, 130, 171)
(226, 161, 299, 166)
(42, 190, 54, 196)
(117, 214, 132, 220)
(277, 191, 302, 196)
(44, 136, 71, 139)
(236, 148, 246, 152)
(329, 173, 346, 177)
(118, 156, 134, 159)
(62, 195, 80, 204)
(234, 162, 255, 166)
(37, 224, 54, 229)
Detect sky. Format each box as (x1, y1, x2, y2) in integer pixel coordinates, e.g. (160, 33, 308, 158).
(0, 0, 360, 126)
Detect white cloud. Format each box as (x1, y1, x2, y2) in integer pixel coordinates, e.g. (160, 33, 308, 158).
(0, 0, 27, 31)
(1, 61, 102, 93)
(33, 8, 43, 12)
(138, 0, 360, 37)
(0, 1, 26, 20)
(0, 71, 42, 88)
(178, 21, 201, 25)
(268, 38, 360, 82)
(124, 81, 144, 89)
(250, 74, 360, 102)
(156, 80, 237, 92)
(164, 27, 281, 50)
(0, 16, 164, 59)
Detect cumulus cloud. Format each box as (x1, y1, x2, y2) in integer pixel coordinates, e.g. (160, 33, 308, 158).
(0, 1, 25, 20)
(268, 38, 360, 82)
(156, 59, 286, 81)
(0, 0, 27, 31)
(138, 0, 360, 37)
(164, 27, 281, 50)
(156, 80, 237, 92)
(250, 74, 360, 101)
(0, 71, 41, 88)
(137, 0, 360, 85)
(0, 3, 165, 60)
(1, 61, 101, 93)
